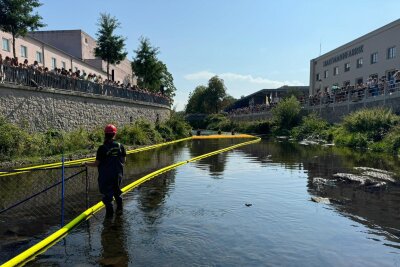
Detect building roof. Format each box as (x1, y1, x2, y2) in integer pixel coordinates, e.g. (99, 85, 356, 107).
(226, 85, 309, 111)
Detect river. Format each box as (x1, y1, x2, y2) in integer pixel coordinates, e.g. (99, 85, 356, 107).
(1, 138, 400, 266)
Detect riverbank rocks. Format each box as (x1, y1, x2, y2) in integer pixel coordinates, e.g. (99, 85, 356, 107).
(299, 135, 327, 146)
(311, 196, 331, 204)
(312, 177, 335, 186)
(333, 173, 388, 189)
(354, 167, 397, 183)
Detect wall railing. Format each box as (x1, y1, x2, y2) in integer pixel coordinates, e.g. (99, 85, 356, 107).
(0, 65, 170, 106)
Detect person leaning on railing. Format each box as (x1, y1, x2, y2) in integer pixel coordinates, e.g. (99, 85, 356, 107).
(0, 55, 170, 105)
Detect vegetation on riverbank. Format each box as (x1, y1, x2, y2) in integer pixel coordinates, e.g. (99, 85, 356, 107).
(0, 113, 191, 163)
(186, 96, 400, 155)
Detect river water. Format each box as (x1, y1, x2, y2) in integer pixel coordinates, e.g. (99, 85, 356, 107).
(2, 138, 400, 266)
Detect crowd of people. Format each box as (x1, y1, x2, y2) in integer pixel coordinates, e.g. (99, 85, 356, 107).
(309, 71, 400, 106)
(229, 103, 275, 115)
(0, 54, 169, 103)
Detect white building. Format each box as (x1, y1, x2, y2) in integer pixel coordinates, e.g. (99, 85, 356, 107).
(310, 19, 400, 96)
(1, 29, 134, 84)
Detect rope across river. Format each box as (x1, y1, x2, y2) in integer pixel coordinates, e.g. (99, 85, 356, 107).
(1, 135, 260, 267)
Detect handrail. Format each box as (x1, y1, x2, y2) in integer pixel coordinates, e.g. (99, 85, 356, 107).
(0, 64, 170, 106)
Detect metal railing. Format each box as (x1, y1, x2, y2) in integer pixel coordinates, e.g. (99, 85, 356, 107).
(309, 82, 400, 107)
(0, 65, 170, 106)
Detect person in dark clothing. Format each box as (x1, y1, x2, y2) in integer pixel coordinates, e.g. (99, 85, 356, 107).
(85, 124, 126, 217)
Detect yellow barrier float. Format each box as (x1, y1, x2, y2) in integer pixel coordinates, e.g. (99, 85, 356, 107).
(1, 135, 260, 267)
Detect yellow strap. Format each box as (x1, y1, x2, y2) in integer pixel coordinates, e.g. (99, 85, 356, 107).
(1, 135, 260, 267)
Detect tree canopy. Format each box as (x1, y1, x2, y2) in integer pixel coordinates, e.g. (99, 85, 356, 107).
(94, 13, 127, 80)
(0, 0, 45, 58)
(185, 76, 234, 114)
(132, 37, 176, 100)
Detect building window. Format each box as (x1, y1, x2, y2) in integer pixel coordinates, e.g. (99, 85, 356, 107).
(324, 70, 328, 78)
(356, 58, 363, 68)
(355, 77, 363, 86)
(36, 51, 42, 63)
(387, 46, 396, 59)
(316, 73, 320, 81)
(343, 80, 350, 87)
(370, 52, 378, 64)
(20, 45, 28, 58)
(61, 61, 66, 69)
(344, 63, 350, 72)
(333, 67, 339, 76)
(51, 57, 57, 69)
(2, 38, 10, 51)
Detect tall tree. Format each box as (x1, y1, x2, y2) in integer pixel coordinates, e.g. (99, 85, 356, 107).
(0, 0, 45, 58)
(205, 76, 227, 113)
(185, 85, 207, 114)
(94, 13, 127, 80)
(132, 37, 176, 99)
(185, 76, 229, 114)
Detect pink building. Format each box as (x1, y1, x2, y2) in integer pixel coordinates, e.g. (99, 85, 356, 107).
(1, 29, 134, 84)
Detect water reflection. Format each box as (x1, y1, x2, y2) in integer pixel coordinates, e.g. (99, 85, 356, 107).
(137, 171, 176, 225)
(99, 214, 129, 266)
(188, 139, 242, 177)
(238, 139, 400, 247)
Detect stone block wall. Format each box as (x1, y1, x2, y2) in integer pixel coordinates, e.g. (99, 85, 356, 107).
(0, 84, 170, 132)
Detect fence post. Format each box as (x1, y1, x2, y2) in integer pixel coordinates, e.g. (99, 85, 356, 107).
(61, 153, 65, 227)
(85, 166, 89, 209)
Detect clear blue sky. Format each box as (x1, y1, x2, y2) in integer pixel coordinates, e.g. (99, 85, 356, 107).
(38, 0, 400, 110)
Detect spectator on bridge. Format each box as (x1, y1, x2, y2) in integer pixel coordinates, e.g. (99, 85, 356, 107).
(84, 124, 126, 217)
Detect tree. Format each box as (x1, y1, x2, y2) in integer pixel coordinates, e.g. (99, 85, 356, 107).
(159, 62, 176, 100)
(132, 37, 176, 99)
(185, 76, 228, 114)
(0, 0, 45, 58)
(205, 76, 227, 113)
(272, 95, 302, 131)
(185, 85, 207, 114)
(94, 13, 127, 80)
(220, 95, 237, 111)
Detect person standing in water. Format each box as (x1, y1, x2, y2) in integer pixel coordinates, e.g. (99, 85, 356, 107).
(85, 124, 126, 217)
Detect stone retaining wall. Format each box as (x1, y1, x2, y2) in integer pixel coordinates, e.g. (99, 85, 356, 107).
(0, 83, 170, 132)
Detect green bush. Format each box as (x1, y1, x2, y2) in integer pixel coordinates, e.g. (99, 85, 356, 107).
(291, 113, 329, 140)
(236, 121, 271, 134)
(341, 108, 399, 141)
(205, 114, 232, 131)
(165, 114, 192, 139)
(376, 125, 400, 154)
(0, 118, 28, 159)
(333, 126, 369, 148)
(118, 121, 160, 146)
(272, 95, 302, 132)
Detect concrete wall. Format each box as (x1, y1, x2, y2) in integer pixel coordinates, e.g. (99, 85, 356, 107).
(307, 90, 400, 123)
(229, 112, 273, 122)
(0, 83, 170, 132)
(29, 30, 83, 59)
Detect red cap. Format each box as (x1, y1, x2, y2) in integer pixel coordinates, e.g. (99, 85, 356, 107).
(104, 124, 117, 134)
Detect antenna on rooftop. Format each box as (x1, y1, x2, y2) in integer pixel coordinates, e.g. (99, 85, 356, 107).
(319, 38, 322, 56)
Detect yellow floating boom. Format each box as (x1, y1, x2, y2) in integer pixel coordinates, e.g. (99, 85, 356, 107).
(1, 135, 260, 267)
